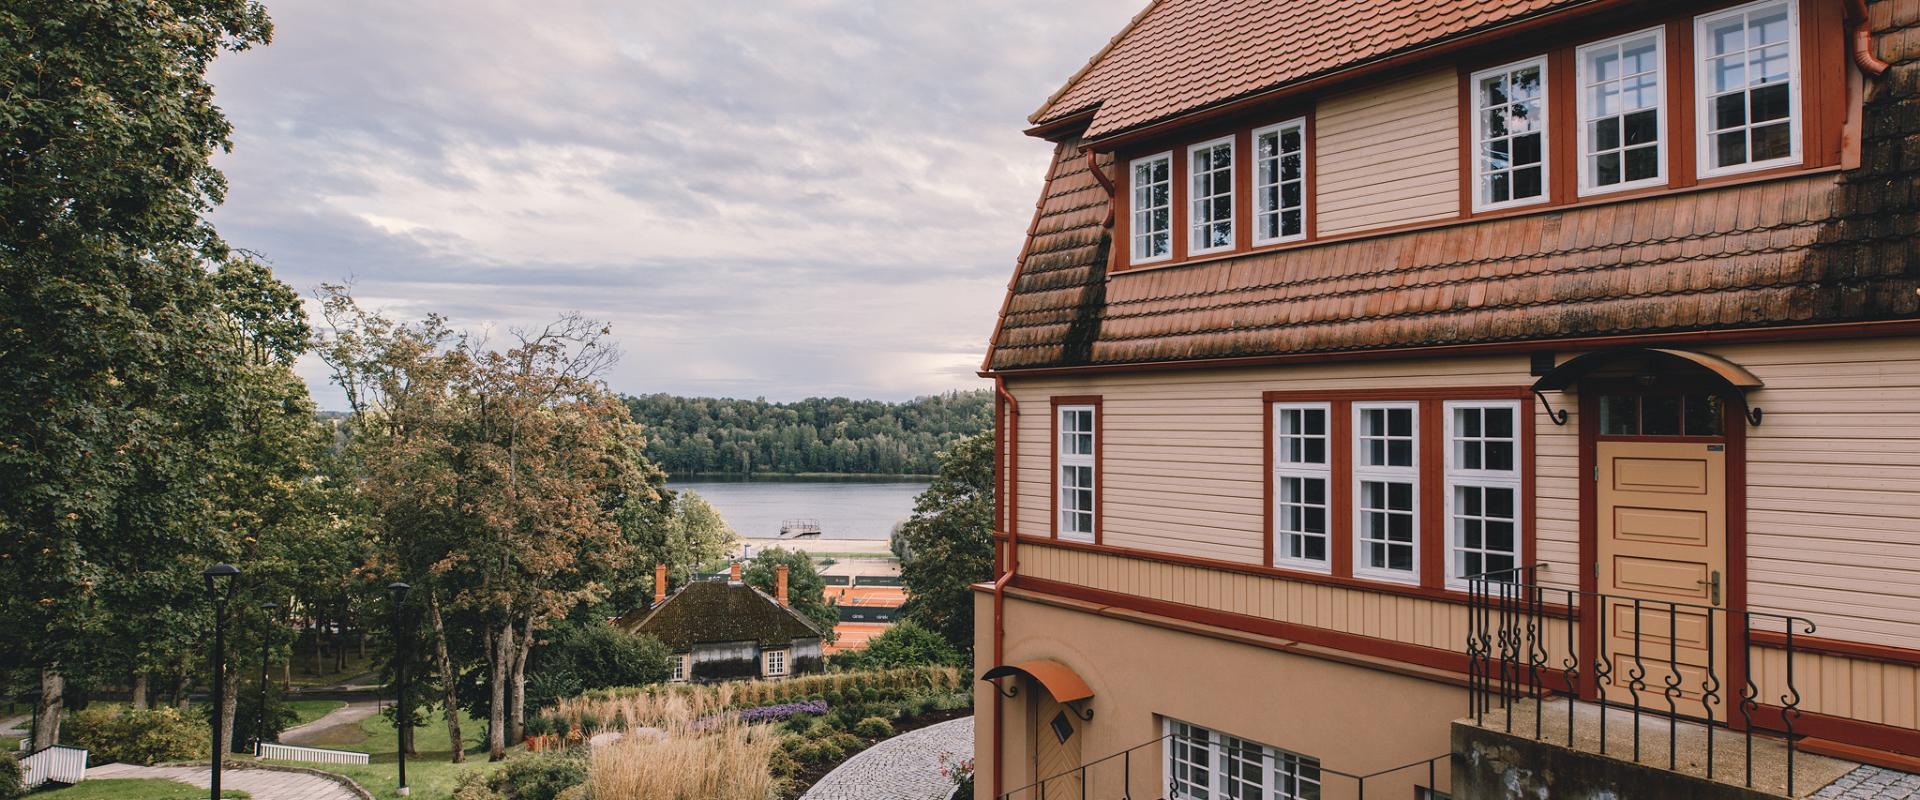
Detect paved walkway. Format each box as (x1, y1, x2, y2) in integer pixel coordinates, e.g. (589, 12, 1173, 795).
(802, 716, 972, 800)
(280, 700, 378, 746)
(88, 763, 359, 800)
(1814, 765, 1920, 799)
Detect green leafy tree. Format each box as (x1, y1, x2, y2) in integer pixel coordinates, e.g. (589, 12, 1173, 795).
(831, 621, 959, 670)
(898, 430, 995, 652)
(623, 392, 991, 475)
(744, 547, 838, 640)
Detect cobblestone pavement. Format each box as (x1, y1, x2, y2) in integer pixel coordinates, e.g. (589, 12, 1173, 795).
(802, 716, 972, 800)
(1814, 765, 1920, 799)
(88, 762, 360, 800)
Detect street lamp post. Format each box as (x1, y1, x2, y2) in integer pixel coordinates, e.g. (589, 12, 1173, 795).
(388, 582, 411, 798)
(202, 563, 241, 800)
(255, 601, 278, 753)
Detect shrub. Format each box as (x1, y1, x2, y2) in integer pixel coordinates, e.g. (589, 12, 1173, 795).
(830, 621, 960, 671)
(0, 754, 22, 800)
(852, 716, 894, 739)
(527, 621, 672, 710)
(489, 751, 589, 800)
(451, 771, 504, 800)
(65, 706, 209, 765)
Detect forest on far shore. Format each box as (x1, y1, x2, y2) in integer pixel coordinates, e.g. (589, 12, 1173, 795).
(623, 390, 992, 476)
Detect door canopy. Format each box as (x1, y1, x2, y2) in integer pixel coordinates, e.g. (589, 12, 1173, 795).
(982, 659, 1096, 719)
(1532, 347, 1763, 393)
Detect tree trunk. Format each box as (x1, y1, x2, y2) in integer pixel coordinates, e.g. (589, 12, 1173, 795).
(174, 673, 192, 710)
(487, 621, 511, 761)
(130, 674, 149, 711)
(509, 616, 533, 745)
(335, 600, 348, 673)
(311, 611, 325, 676)
(33, 667, 63, 750)
(220, 660, 241, 753)
(427, 594, 465, 763)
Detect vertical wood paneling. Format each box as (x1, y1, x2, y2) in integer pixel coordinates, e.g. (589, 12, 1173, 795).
(1315, 70, 1461, 234)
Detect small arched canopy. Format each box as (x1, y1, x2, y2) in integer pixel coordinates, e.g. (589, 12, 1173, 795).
(1532, 348, 1763, 393)
(981, 659, 1094, 704)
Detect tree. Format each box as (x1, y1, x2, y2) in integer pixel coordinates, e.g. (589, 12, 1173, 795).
(605, 490, 735, 613)
(830, 621, 959, 670)
(743, 548, 838, 639)
(898, 430, 995, 653)
(0, 0, 275, 747)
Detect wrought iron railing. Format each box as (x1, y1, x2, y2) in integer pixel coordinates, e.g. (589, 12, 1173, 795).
(997, 730, 1448, 800)
(1465, 564, 1815, 795)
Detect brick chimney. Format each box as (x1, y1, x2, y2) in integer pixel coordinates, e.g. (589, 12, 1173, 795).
(775, 564, 790, 607)
(729, 562, 742, 585)
(653, 563, 668, 605)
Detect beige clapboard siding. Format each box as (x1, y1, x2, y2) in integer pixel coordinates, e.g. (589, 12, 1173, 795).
(1315, 69, 1460, 235)
(1719, 338, 1920, 648)
(1752, 647, 1920, 730)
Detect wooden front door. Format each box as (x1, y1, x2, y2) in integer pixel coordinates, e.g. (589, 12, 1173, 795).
(1032, 692, 1083, 797)
(1595, 439, 1729, 717)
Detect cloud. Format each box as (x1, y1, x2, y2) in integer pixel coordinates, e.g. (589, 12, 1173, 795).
(209, 0, 1140, 408)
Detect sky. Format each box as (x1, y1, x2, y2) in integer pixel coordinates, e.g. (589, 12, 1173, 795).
(205, 1, 1141, 410)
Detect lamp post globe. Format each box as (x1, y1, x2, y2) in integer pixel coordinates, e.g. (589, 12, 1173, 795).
(201, 563, 240, 800)
(388, 582, 411, 797)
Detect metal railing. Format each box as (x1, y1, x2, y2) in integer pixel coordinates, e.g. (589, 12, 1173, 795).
(255, 741, 372, 765)
(1466, 564, 1814, 795)
(998, 731, 1448, 800)
(21, 745, 89, 788)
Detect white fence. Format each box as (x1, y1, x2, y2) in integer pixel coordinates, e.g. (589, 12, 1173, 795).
(21, 745, 88, 788)
(256, 741, 370, 765)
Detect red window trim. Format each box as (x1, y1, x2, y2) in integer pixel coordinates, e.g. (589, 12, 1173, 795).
(1049, 395, 1104, 545)
(1259, 386, 1537, 593)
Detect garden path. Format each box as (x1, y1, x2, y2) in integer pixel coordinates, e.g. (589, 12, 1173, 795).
(802, 716, 972, 800)
(280, 700, 379, 746)
(87, 763, 360, 800)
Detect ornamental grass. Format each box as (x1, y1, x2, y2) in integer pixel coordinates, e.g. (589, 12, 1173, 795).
(545, 665, 964, 734)
(587, 719, 778, 800)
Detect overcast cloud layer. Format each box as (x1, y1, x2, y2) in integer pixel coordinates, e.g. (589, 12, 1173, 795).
(207, 1, 1138, 408)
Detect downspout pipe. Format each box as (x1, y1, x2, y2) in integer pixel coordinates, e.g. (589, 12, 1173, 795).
(1845, 0, 1889, 78)
(1086, 150, 1116, 227)
(990, 375, 1020, 800)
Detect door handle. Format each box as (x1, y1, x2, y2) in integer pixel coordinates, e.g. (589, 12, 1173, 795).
(1696, 570, 1721, 605)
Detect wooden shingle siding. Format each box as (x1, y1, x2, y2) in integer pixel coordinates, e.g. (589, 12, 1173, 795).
(1314, 70, 1461, 235)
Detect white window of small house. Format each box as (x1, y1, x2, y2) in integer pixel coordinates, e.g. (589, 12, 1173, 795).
(1578, 28, 1666, 194)
(1697, 0, 1799, 176)
(765, 649, 787, 677)
(1272, 403, 1331, 572)
(1253, 119, 1307, 245)
(1354, 402, 1419, 583)
(1058, 405, 1097, 542)
(1445, 401, 1523, 589)
(671, 654, 687, 682)
(1188, 137, 1235, 256)
(1131, 152, 1173, 264)
(1472, 57, 1550, 211)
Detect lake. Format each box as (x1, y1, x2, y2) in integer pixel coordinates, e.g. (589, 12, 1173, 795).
(670, 477, 930, 541)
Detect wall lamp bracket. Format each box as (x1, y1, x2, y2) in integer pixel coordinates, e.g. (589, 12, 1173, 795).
(1745, 406, 1764, 427)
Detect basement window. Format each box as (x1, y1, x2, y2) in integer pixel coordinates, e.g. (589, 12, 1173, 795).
(1165, 718, 1322, 800)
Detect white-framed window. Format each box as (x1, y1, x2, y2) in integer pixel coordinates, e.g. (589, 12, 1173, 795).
(1253, 119, 1308, 245)
(1188, 137, 1235, 255)
(1058, 404, 1097, 542)
(1354, 402, 1419, 583)
(1577, 27, 1667, 194)
(1444, 401, 1523, 589)
(1272, 403, 1331, 572)
(1696, 0, 1800, 176)
(671, 653, 688, 682)
(764, 648, 788, 677)
(1164, 719, 1321, 800)
(1130, 152, 1174, 264)
(1471, 57, 1550, 211)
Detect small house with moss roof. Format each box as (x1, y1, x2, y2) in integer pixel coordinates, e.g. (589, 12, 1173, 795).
(616, 563, 824, 681)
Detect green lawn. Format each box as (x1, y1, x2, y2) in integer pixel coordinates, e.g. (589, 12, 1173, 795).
(37, 779, 248, 800)
(283, 699, 345, 728)
(287, 654, 375, 688)
(261, 709, 502, 800)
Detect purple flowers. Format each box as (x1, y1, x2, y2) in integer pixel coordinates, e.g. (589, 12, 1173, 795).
(738, 700, 828, 724)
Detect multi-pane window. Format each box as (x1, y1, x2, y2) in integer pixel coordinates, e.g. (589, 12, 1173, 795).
(671, 654, 687, 682)
(764, 649, 787, 677)
(1131, 152, 1173, 263)
(1445, 402, 1522, 587)
(1058, 404, 1097, 542)
(1164, 719, 1321, 800)
(1253, 120, 1307, 244)
(1272, 403, 1331, 571)
(1188, 137, 1235, 255)
(1697, 0, 1798, 175)
(1578, 28, 1666, 193)
(1472, 57, 1549, 210)
(1354, 403, 1419, 581)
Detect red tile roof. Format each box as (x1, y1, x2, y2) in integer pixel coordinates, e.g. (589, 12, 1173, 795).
(1034, 0, 1601, 139)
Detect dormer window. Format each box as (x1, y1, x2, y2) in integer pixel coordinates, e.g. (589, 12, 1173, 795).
(1187, 137, 1235, 255)
(1253, 119, 1307, 244)
(1578, 28, 1666, 194)
(1697, 0, 1799, 176)
(1471, 57, 1549, 211)
(1130, 152, 1173, 264)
